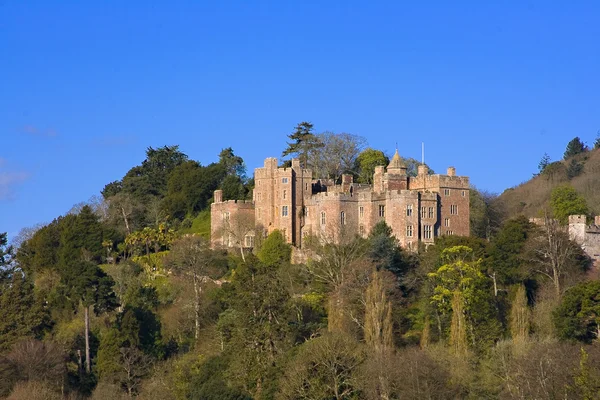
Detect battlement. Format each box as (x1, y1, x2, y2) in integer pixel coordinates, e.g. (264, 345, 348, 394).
(212, 155, 471, 249)
(569, 215, 587, 225)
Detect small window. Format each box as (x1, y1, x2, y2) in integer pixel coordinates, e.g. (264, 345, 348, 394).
(321, 212, 326, 225)
(444, 189, 450, 196)
(359, 225, 365, 236)
(282, 177, 289, 184)
(304, 207, 309, 217)
(283, 190, 287, 199)
(379, 205, 385, 218)
(306, 183, 309, 191)
(462, 191, 466, 197)
(257, 208, 261, 218)
(450, 205, 458, 215)
(282, 206, 288, 217)
(406, 204, 413, 216)
(359, 206, 364, 218)
(222, 212, 230, 222)
(421, 207, 426, 219)
(282, 228, 287, 241)
(406, 225, 413, 237)
(446, 230, 454, 235)
(444, 218, 450, 227)
(340, 211, 346, 225)
(428, 207, 434, 218)
(244, 235, 255, 248)
(424, 225, 432, 239)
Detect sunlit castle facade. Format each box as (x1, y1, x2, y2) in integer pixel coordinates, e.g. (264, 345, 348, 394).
(211, 151, 470, 250)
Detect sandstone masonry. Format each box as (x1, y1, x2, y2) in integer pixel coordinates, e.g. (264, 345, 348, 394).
(211, 151, 470, 250)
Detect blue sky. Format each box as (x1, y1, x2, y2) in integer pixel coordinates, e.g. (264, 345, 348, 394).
(1, 1, 599, 241)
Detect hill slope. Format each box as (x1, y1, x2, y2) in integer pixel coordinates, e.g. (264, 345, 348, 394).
(494, 147, 600, 219)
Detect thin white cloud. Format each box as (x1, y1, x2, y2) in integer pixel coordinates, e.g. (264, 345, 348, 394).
(21, 125, 58, 138)
(0, 160, 30, 200)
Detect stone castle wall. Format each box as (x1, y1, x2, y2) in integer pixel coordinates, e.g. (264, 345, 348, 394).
(211, 153, 471, 250)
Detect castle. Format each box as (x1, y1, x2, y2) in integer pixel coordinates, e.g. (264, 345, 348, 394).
(211, 151, 470, 250)
(569, 215, 600, 264)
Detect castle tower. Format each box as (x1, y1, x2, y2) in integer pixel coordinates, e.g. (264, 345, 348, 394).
(569, 214, 587, 245)
(384, 150, 408, 191)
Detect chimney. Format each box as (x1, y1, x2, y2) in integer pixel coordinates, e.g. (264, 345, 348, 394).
(447, 166, 456, 177)
(418, 165, 429, 175)
(214, 189, 223, 203)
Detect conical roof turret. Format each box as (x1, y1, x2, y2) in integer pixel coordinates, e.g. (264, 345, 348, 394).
(387, 149, 406, 170)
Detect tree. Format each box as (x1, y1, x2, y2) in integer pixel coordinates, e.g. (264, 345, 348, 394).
(538, 152, 551, 174)
(594, 130, 600, 149)
(217, 211, 255, 262)
(554, 280, 600, 343)
(309, 132, 367, 181)
(354, 148, 389, 184)
(469, 188, 503, 241)
(550, 185, 588, 225)
(218, 147, 246, 178)
(65, 261, 118, 373)
(256, 230, 291, 268)
(281, 121, 323, 168)
(566, 158, 584, 179)
(363, 271, 393, 353)
(523, 216, 590, 297)
(428, 246, 500, 351)
(278, 333, 364, 400)
(165, 235, 226, 340)
(510, 285, 530, 342)
(564, 137, 587, 159)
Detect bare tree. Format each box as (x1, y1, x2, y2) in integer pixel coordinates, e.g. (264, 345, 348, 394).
(165, 235, 226, 340)
(217, 211, 255, 262)
(119, 347, 152, 397)
(524, 216, 589, 297)
(310, 132, 367, 181)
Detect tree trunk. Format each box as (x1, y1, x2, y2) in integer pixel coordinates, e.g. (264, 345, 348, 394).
(84, 305, 91, 374)
(121, 206, 131, 235)
(239, 245, 246, 262)
(193, 274, 201, 341)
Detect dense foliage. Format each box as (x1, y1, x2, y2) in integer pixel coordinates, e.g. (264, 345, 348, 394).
(2, 130, 600, 399)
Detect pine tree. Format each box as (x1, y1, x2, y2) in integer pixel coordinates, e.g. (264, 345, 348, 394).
(281, 122, 323, 168)
(564, 137, 586, 159)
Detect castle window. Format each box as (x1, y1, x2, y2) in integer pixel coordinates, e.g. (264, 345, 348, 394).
(446, 230, 454, 235)
(282, 206, 289, 217)
(359, 225, 365, 236)
(407, 204, 413, 216)
(306, 183, 309, 191)
(444, 218, 450, 227)
(379, 205, 385, 218)
(244, 235, 255, 248)
(359, 206, 364, 218)
(257, 208, 261, 218)
(428, 207, 434, 218)
(283, 190, 287, 199)
(462, 191, 466, 197)
(304, 207, 309, 217)
(444, 189, 450, 196)
(321, 212, 326, 225)
(424, 225, 432, 239)
(257, 192, 262, 201)
(450, 205, 458, 215)
(421, 207, 426, 219)
(340, 211, 346, 225)
(222, 212, 230, 222)
(282, 178, 289, 184)
(282, 229, 287, 241)
(407, 225, 413, 237)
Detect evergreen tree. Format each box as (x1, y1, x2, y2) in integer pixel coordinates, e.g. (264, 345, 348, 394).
(538, 152, 551, 174)
(564, 137, 586, 159)
(281, 121, 323, 168)
(550, 185, 589, 225)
